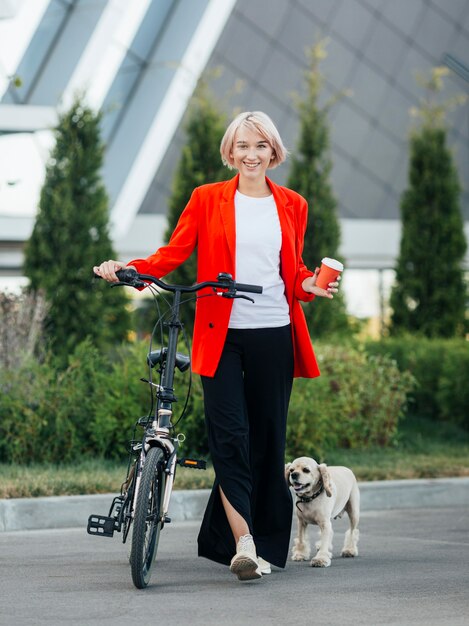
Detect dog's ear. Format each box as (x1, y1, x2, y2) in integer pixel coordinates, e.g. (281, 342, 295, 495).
(318, 463, 333, 497)
(284, 463, 291, 484)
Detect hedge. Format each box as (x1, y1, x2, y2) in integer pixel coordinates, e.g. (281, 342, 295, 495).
(0, 339, 149, 464)
(364, 337, 469, 430)
(0, 339, 414, 464)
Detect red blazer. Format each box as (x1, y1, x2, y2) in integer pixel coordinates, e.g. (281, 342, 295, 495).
(130, 175, 320, 379)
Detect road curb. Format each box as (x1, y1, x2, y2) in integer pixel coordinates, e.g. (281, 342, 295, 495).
(1, 477, 468, 532)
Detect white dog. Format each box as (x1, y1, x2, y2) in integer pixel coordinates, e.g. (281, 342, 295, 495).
(285, 457, 360, 568)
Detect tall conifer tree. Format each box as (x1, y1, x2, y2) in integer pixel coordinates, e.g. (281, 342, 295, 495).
(24, 99, 131, 363)
(164, 83, 230, 332)
(287, 41, 349, 338)
(390, 68, 467, 337)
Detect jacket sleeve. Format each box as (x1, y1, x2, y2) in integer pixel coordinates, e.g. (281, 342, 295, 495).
(129, 188, 199, 278)
(294, 196, 315, 303)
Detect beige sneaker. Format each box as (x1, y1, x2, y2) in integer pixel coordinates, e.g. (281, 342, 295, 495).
(258, 557, 272, 575)
(230, 534, 262, 581)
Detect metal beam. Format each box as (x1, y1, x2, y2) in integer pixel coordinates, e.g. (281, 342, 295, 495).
(0, 104, 57, 132)
(442, 53, 469, 85)
(109, 0, 238, 240)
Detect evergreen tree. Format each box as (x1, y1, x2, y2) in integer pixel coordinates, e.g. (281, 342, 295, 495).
(164, 83, 230, 332)
(287, 41, 349, 338)
(390, 68, 467, 337)
(24, 98, 131, 364)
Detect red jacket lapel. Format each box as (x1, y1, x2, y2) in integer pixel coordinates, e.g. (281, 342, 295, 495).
(218, 175, 239, 267)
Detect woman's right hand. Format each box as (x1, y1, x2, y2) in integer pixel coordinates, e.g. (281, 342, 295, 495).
(93, 259, 127, 283)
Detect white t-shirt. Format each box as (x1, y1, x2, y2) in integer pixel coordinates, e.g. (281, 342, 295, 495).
(228, 190, 290, 329)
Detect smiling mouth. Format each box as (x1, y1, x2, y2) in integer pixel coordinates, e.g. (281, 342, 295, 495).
(244, 162, 259, 169)
(292, 481, 310, 492)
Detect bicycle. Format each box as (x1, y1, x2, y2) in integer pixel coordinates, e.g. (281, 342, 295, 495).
(87, 268, 262, 588)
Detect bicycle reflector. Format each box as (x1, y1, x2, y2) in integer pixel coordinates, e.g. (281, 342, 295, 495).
(177, 458, 206, 470)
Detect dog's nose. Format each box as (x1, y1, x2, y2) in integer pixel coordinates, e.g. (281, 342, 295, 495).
(291, 472, 299, 480)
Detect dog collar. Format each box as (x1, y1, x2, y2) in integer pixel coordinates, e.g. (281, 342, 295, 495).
(295, 482, 324, 510)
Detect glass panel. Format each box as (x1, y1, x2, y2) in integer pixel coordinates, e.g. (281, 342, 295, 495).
(2, 0, 67, 104)
(414, 5, 456, 58)
(100, 0, 173, 142)
(130, 0, 173, 61)
(330, 0, 376, 50)
(363, 18, 407, 79)
(100, 66, 140, 143)
(381, 0, 424, 38)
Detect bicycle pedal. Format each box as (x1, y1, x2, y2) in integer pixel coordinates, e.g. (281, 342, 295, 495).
(87, 514, 116, 537)
(177, 457, 207, 470)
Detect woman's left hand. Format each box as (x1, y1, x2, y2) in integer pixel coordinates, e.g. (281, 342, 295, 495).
(302, 267, 341, 299)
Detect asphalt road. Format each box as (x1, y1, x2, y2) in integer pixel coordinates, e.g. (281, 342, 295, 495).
(1, 507, 468, 626)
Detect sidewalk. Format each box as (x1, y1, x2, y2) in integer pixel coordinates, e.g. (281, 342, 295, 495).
(1, 476, 468, 532)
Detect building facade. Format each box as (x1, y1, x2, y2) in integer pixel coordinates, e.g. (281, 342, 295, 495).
(1, 0, 468, 316)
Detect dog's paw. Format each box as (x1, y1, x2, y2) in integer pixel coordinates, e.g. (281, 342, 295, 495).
(292, 552, 309, 561)
(341, 548, 358, 558)
(310, 556, 331, 568)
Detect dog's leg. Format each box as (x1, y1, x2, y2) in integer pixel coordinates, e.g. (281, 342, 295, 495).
(341, 482, 360, 558)
(292, 516, 311, 561)
(311, 520, 333, 568)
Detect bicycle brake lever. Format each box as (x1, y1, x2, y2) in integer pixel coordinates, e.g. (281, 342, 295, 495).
(111, 279, 146, 289)
(220, 293, 255, 304)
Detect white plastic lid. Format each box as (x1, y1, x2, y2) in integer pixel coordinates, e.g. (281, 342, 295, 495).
(321, 257, 344, 271)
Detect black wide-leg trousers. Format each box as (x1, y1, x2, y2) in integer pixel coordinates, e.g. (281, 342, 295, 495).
(197, 324, 294, 568)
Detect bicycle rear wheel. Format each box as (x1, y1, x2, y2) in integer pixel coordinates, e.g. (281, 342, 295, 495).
(130, 446, 166, 588)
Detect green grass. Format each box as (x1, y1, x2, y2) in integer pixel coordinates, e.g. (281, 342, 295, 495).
(1, 417, 468, 499)
(0, 458, 216, 499)
(324, 416, 469, 481)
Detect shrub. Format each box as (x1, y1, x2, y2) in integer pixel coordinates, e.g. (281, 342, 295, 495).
(175, 375, 208, 458)
(0, 360, 53, 463)
(436, 342, 469, 429)
(88, 341, 150, 458)
(285, 344, 415, 460)
(389, 68, 467, 338)
(0, 339, 150, 464)
(364, 336, 443, 419)
(23, 98, 131, 367)
(0, 288, 48, 369)
(287, 40, 349, 338)
(364, 337, 468, 428)
(0, 340, 415, 464)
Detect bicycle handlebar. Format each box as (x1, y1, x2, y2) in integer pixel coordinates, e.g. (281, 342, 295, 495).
(109, 268, 263, 296)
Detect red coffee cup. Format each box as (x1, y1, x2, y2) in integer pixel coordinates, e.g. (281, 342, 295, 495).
(315, 257, 344, 290)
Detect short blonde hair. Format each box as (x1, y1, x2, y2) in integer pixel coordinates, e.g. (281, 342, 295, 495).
(220, 111, 288, 170)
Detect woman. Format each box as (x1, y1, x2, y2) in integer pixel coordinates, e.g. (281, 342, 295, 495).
(94, 111, 340, 581)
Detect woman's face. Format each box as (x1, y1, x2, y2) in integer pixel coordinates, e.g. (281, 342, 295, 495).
(231, 126, 274, 182)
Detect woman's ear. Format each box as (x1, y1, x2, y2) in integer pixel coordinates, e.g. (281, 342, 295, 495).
(318, 463, 333, 497)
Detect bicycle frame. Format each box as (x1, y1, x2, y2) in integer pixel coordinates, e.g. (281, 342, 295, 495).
(131, 287, 184, 529)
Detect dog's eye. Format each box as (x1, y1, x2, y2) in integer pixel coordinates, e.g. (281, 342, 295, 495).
(303, 468, 310, 473)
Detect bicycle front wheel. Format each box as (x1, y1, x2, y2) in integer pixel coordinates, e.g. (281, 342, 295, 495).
(130, 446, 166, 588)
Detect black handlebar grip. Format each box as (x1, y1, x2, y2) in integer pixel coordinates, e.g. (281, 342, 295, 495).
(115, 268, 138, 282)
(235, 283, 263, 294)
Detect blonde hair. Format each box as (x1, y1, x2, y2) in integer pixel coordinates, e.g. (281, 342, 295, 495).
(220, 111, 288, 170)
